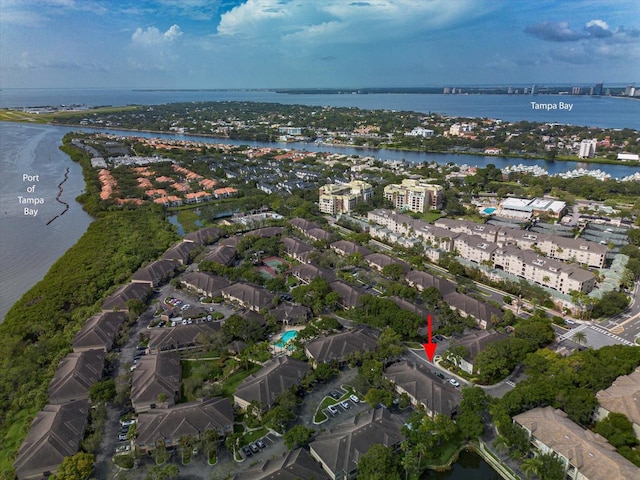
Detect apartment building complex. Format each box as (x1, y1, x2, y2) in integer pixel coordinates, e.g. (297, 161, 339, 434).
(318, 180, 373, 215)
(383, 178, 444, 212)
(492, 246, 596, 294)
(367, 209, 599, 295)
(435, 218, 606, 268)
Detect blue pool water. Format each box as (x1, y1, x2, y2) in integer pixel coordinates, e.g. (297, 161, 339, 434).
(275, 330, 298, 347)
(482, 207, 496, 215)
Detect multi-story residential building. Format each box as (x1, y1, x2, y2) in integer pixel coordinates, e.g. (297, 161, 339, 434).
(536, 236, 607, 269)
(514, 407, 639, 480)
(383, 178, 443, 212)
(453, 234, 498, 264)
(319, 180, 373, 215)
(436, 218, 606, 268)
(595, 367, 640, 438)
(492, 246, 596, 294)
(579, 138, 597, 158)
(368, 209, 454, 249)
(435, 218, 500, 243)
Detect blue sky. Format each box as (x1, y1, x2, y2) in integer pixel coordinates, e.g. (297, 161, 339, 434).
(1, 0, 638, 89)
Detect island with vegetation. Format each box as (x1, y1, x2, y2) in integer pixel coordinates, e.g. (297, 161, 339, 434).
(2, 126, 640, 480)
(2, 101, 639, 165)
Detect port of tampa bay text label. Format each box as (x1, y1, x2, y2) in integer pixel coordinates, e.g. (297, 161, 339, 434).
(19, 174, 44, 217)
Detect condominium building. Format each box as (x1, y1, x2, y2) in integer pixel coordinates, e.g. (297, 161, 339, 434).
(579, 139, 597, 158)
(319, 180, 373, 215)
(514, 407, 639, 480)
(383, 179, 443, 212)
(492, 246, 596, 294)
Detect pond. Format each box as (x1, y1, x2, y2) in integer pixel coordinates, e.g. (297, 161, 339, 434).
(420, 450, 502, 480)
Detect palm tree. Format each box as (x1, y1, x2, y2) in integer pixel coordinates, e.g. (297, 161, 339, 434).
(572, 330, 588, 347)
(520, 457, 542, 479)
(203, 428, 219, 464)
(492, 435, 510, 456)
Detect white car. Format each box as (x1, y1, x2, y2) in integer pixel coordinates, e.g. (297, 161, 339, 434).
(449, 378, 460, 387)
(328, 405, 338, 414)
(350, 394, 360, 403)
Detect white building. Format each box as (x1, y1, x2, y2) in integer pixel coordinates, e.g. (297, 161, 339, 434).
(405, 127, 434, 138)
(578, 139, 597, 158)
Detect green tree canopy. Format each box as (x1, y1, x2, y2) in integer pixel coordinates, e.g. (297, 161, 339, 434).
(357, 444, 402, 480)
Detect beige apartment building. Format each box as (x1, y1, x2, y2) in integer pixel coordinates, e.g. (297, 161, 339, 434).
(492, 246, 596, 294)
(383, 178, 443, 212)
(319, 180, 373, 215)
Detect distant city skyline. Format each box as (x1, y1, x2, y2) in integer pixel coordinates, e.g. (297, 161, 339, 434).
(1, 0, 639, 90)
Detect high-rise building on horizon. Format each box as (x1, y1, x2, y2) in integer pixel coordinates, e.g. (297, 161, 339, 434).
(594, 83, 604, 96)
(579, 139, 597, 159)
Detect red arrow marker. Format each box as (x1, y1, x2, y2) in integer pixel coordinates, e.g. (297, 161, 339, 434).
(422, 314, 437, 362)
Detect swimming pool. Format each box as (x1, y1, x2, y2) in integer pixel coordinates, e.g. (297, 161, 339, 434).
(482, 207, 496, 215)
(275, 330, 298, 348)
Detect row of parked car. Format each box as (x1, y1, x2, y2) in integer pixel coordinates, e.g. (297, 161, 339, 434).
(327, 392, 360, 415)
(242, 438, 267, 457)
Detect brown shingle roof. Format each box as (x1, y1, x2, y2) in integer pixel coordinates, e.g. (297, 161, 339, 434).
(383, 360, 460, 416)
(48, 350, 105, 404)
(305, 329, 377, 364)
(597, 367, 640, 427)
(234, 357, 310, 411)
(329, 280, 366, 309)
(514, 407, 640, 480)
(240, 448, 329, 480)
(184, 227, 224, 245)
(148, 322, 221, 353)
(162, 241, 199, 264)
(72, 311, 126, 352)
(131, 352, 182, 413)
(180, 271, 231, 298)
(131, 259, 179, 286)
(330, 239, 371, 257)
(405, 270, 456, 296)
(102, 282, 151, 311)
(309, 408, 404, 479)
(14, 399, 89, 480)
(221, 283, 274, 311)
(135, 397, 234, 449)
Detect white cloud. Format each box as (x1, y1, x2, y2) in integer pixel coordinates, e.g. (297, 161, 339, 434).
(132, 24, 183, 46)
(216, 0, 492, 43)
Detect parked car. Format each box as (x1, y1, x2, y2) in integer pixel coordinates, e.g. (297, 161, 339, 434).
(341, 401, 350, 409)
(243, 446, 252, 457)
(350, 394, 360, 403)
(449, 378, 460, 387)
(118, 434, 128, 442)
(256, 439, 266, 449)
(250, 443, 260, 453)
(330, 391, 340, 399)
(434, 371, 445, 379)
(434, 335, 445, 342)
(328, 405, 338, 414)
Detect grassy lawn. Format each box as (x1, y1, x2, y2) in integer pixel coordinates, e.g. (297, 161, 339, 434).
(0, 106, 137, 124)
(241, 427, 268, 446)
(221, 363, 262, 397)
(313, 385, 358, 423)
